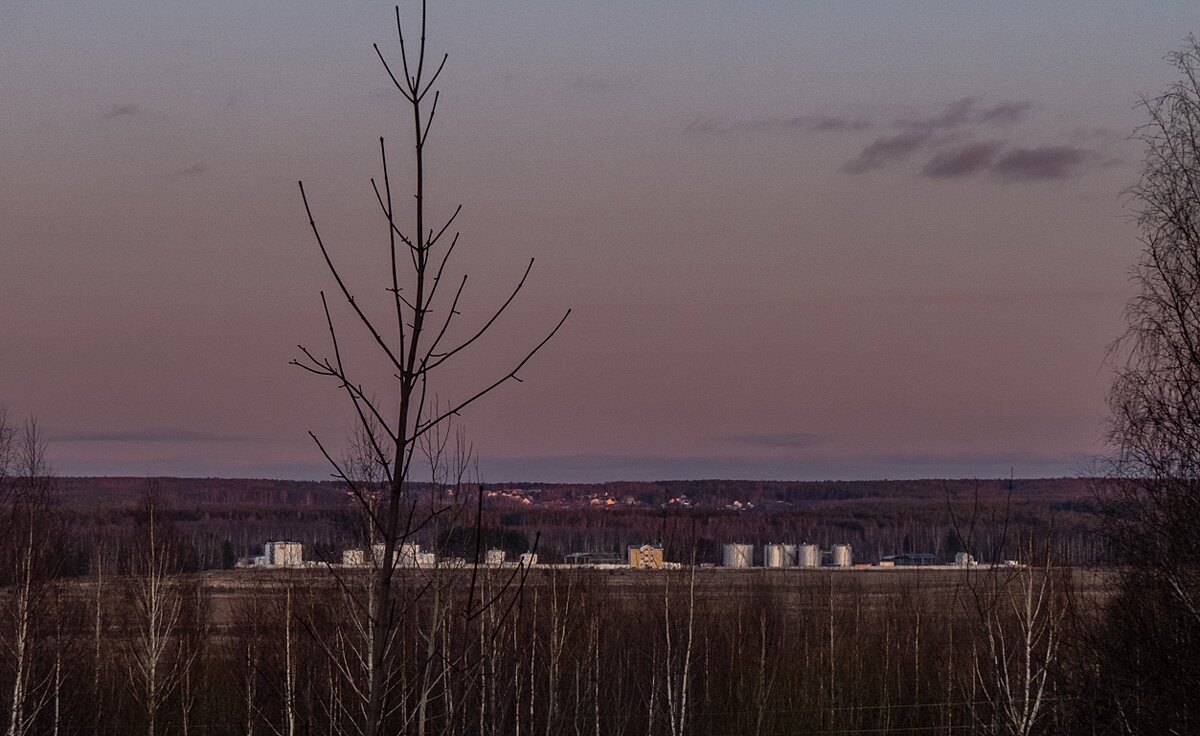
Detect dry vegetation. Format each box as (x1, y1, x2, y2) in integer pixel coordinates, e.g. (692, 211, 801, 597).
(0, 561, 1116, 735)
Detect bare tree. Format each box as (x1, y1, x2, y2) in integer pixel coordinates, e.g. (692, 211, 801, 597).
(0, 414, 59, 736)
(293, 4, 567, 734)
(965, 551, 1063, 736)
(121, 483, 203, 736)
(1104, 36, 1200, 733)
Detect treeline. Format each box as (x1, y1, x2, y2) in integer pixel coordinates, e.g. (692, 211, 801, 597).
(52, 476, 1106, 568)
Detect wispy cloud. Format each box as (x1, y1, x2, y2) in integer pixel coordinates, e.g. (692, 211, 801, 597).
(895, 96, 977, 130)
(841, 96, 1103, 182)
(52, 428, 234, 443)
(895, 97, 1031, 130)
(103, 103, 141, 120)
(990, 146, 1089, 181)
(842, 130, 932, 173)
(174, 163, 208, 177)
(685, 114, 871, 136)
(977, 101, 1031, 125)
(921, 141, 1004, 178)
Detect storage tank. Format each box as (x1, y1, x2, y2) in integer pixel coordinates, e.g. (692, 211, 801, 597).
(782, 544, 797, 565)
(723, 543, 754, 568)
(797, 544, 820, 568)
(831, 544, 853, 568)
(764, 544, 791, 568)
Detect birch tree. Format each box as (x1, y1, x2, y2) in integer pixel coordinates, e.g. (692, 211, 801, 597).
(0, 414, 58, 736)
(1105, 36, 1200, 733)
(122, 485, 201, 736)
(966, 553, 1062, 736)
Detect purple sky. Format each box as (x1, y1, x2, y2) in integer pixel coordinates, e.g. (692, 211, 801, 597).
(2, 2, 1196, 482)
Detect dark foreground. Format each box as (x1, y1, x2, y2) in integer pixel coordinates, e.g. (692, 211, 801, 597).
(2, 564, 1121, 735)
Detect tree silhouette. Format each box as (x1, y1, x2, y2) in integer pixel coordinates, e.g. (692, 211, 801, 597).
(293, 4, 567, 734)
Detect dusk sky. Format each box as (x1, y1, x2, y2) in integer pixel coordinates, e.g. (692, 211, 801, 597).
(3, 2, 1197, 482)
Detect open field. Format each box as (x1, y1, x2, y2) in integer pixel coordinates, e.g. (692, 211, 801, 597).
(167, 564, 1118, 629)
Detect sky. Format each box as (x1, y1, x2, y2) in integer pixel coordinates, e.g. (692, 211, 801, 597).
(2, 1, 1198, 483)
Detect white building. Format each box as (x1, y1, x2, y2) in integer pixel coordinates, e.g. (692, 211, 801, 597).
(264, 541, 303, 567)
(485, 549, 505, 566)
(342, 549, 366, 566)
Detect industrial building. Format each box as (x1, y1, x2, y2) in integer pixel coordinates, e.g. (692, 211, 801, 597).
(879, 553, 935, 567)
(628, 544, 664, 569)
(264, 541, 303, 567)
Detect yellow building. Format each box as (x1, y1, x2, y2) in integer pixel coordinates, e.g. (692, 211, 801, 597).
(628, 544, 664, 569)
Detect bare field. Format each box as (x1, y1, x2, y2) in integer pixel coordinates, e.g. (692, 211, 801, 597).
(150, 564, 1119, 628)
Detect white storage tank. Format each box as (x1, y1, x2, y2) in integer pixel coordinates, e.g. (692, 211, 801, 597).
(797, 544, 820, 568)
(371, 541, 421, 567)
(764, 544, 791, 568)
(723, 543, 754, 568)
(832, 544, 853, 568)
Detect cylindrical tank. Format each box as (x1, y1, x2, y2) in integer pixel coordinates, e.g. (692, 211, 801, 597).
(723, 543, 754, 568)
(764, 544, 791, 568)
(832, 544, 853, 568)
(782, 544, 797, 565)
(797, 544, 820, 568)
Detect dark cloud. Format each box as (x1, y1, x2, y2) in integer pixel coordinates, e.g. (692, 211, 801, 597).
(978, 101, 1031, 125)
(685, 115, 870, 136)
(896, 97, 1031, 130)
(846, 98, 1033, 174)
(103, 103, 141, 119)
(803, 115, 872, 132)
(52, 428, 233, 443)
(921, 141, 1004, 178)
(174, 163, 208, 177)
(842, 130, 932, 173)
(905, 96, 978, 129)
(991, 146, 1088, 181)
(841, 96, 1078, 179)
